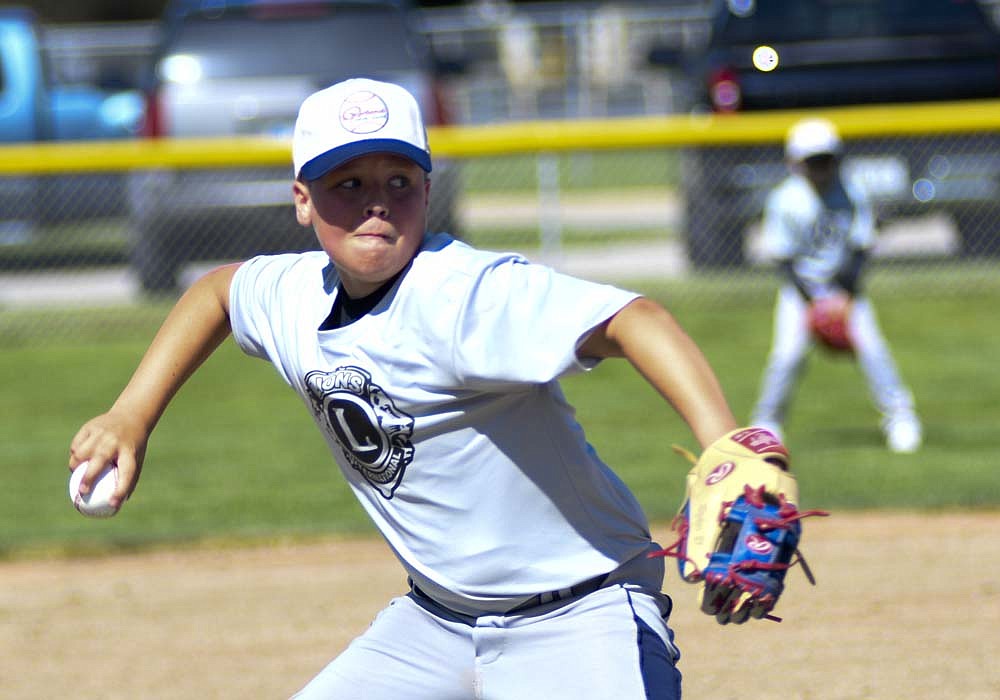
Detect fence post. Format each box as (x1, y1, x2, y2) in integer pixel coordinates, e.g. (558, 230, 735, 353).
(536, 152, 562, 260)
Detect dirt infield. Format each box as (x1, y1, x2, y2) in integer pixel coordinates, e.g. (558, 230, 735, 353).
(2, 512, 997, 699)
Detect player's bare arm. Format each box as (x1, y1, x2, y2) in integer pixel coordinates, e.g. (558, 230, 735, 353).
(69, 262, 241, 506)
(578, 296, 737, 448)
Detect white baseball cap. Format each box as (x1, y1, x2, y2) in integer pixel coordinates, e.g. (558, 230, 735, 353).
(785, 117, 843, 162)
(293, 78, 432, 181)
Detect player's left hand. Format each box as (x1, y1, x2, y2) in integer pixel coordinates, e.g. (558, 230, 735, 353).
(649, 427, 828, 624)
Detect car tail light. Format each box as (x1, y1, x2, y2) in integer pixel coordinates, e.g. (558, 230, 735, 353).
(709, 66, 742, 112)
(142, 90, 165, 138)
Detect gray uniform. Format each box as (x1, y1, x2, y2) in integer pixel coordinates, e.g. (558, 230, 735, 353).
(751, 172, 921, 448)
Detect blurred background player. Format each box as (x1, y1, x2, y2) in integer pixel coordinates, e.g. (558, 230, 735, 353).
(750, 117, 922, 453)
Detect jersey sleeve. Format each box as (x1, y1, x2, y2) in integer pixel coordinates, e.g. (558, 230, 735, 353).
(845, 178, 877, 250)
(229, 253, 315, 364)
(448, 257, 640, 386)
(759, 180, 802, 261)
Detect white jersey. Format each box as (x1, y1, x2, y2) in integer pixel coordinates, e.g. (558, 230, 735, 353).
(760, 172, 875, 288)
(229, 233, 655, 615)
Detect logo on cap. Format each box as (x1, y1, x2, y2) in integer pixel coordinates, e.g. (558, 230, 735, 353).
(339, 90, 389, 135)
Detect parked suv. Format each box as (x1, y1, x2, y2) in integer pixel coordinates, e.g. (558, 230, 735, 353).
(0, 7, 143, 246)
(651, 0, 1000, 267)
(130, 0, 462, 291)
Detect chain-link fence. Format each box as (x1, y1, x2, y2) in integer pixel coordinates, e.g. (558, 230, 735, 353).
(2, 104, 999, 345)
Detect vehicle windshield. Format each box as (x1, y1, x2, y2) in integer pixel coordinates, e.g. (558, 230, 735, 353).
(716, 0, 995, 43)
(164, 5, 424, 80)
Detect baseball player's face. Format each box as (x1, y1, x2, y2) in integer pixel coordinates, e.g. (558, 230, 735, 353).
(294, 153, 429, 298)
(800, 153, 839, 192)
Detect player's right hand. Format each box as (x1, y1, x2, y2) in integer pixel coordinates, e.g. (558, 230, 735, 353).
(69, 411, 148, 509)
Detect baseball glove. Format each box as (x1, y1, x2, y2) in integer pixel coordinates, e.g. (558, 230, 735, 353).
(807, 295, 853, 352)
(649, 427, 828, 624)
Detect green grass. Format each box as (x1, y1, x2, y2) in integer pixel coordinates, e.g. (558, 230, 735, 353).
(2, 338, 372, 558)
(566, 280, 1000, 516)
(461, 150, 680, 193)
(0, 218, 130, 269)
(2, 265, 998, 558)
(464, 226, 674, 253)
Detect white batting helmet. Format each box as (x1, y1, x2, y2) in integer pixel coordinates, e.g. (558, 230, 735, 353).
(785, 118, 843, 162)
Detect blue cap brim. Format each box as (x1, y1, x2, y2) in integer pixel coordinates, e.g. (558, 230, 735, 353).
(300, 139, 432, 181)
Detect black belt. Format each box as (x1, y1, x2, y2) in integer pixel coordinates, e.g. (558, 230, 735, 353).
(411, 573, 610, 621)
(507, 573, 609, 613)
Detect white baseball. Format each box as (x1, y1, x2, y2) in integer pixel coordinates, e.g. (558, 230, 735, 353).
(68, 461, 123, 518)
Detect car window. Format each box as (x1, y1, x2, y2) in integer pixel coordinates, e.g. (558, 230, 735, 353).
(164, 6, 426, 81)
(716, 0, 994, 44)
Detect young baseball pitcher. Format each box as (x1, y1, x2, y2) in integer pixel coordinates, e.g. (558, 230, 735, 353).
(69, 79, 820, 699)
(750, 117, 922, 453)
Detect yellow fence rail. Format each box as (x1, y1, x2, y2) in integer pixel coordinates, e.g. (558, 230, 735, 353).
(2, 99, 999, 174)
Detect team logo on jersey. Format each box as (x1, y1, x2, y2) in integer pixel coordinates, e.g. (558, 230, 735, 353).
(305, 366, 414, 499)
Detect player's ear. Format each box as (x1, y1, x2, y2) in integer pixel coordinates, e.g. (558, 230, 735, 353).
(424, 175, 431, 207)
(293, 179, 313, 226)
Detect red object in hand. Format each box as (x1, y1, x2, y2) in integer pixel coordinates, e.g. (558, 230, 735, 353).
(807, 295, 853, 352)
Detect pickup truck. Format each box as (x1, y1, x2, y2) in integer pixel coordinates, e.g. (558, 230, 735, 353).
(0, 6, 142, 245)
(649, 0, 1000, 267)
